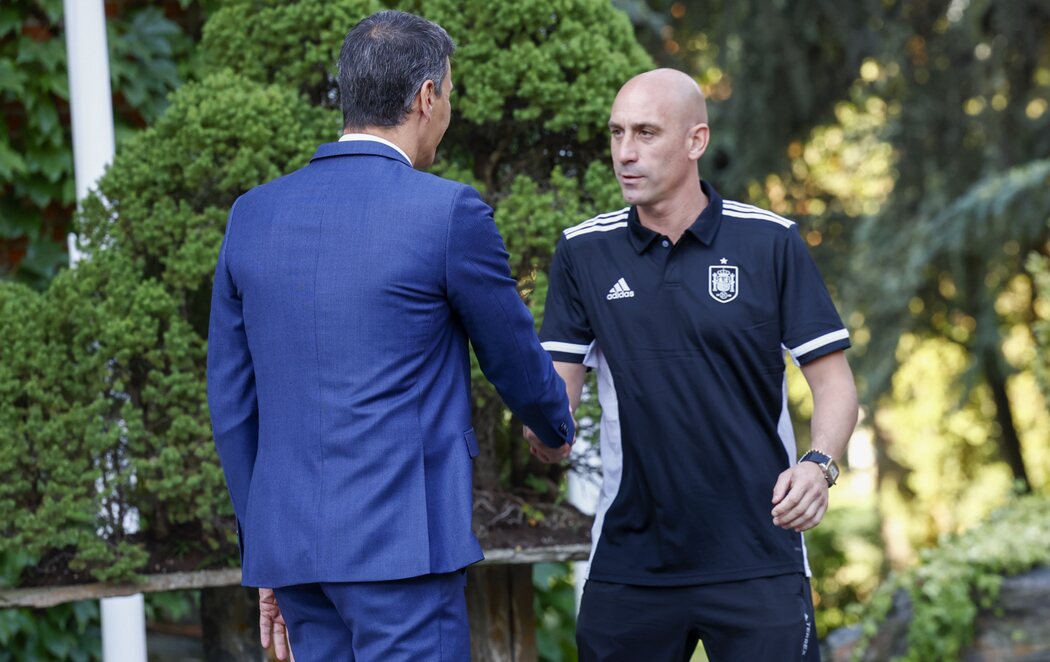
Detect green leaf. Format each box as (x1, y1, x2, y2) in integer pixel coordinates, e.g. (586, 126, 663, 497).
(0, 59, 26, 94)
(15, 235, 68, 285)
(29, 99, 60, 136)
(0, 8, 21, 38)
(24, 145, 70, 183)
(16, 37, 65, 73)
(0, 139, 27, 179)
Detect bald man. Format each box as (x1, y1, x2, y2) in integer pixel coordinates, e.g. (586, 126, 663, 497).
(531, 69, 858, 661)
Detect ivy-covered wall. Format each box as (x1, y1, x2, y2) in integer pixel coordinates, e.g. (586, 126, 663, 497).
(0, 0, 211, 289)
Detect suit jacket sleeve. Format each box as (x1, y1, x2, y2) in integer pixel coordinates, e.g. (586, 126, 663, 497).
(207, 198, 259, 530)
(445, 186, 575, 449)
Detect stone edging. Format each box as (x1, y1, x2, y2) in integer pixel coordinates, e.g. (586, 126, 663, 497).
(0, 543, 591, 609)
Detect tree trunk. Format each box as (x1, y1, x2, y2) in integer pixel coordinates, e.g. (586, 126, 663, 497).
(872, 416, 914, 567)
(466, 565, 538, 662)
(200, 585, 265, 662)
(982, 346, 1031, 493)
(962, 249, 1031, 494)
(473, 388, 507, 493)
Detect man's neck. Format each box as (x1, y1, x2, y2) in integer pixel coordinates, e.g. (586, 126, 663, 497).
(342, 127, 416, 166)
(637, 181, 708, 244)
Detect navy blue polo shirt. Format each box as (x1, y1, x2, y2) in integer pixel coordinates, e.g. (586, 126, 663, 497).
(540, 181, 850, 586)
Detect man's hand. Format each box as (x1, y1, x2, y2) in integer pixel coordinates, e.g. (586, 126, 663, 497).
(771, 462, 829, 532)
(259, 588, 293, 661)
(523, 425, 572, 463)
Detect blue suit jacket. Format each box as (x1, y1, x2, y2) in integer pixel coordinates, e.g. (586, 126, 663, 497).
(207, 139, 574, 588)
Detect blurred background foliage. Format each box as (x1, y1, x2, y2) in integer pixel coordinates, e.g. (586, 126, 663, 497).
(846, 494, 1050, 661)
(0, 0, 1048, 660)
(0, 550, 100, 661)
(533, 562, 579, 662)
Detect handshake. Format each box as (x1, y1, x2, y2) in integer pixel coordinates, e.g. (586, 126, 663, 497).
(523, 422, 574, 464)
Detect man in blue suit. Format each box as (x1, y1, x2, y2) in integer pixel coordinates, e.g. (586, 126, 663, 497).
(206, 10, 574, 660)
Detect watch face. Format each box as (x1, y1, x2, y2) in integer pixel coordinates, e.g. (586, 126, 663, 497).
(826, 461, 840, 484)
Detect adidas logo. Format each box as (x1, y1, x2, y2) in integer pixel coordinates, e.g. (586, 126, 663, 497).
(606, 278, 635, 300)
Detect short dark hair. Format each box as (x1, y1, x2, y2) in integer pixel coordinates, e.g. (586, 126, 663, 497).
(338, 11, 455, 130)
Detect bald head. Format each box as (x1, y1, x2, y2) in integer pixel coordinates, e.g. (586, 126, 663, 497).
(607, 69, 711, 210)
(617, 68, 708, 128)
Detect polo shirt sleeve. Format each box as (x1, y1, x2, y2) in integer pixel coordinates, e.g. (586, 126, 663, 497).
(779, 227, 851, 365)
(539, 237, 594, 364)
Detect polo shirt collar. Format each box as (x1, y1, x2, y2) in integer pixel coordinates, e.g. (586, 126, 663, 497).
(627, 180, 724, 253)
(627, 208, 660, 253)
(310, 134, 413, 167)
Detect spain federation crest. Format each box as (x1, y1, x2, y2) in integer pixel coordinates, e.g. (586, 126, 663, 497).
(709, 258, 738, 303)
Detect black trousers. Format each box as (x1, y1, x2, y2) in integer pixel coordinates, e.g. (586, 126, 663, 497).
(576, 573, 821, 662)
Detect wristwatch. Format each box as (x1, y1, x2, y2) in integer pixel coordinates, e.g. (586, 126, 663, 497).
(799, 450, 840, 487)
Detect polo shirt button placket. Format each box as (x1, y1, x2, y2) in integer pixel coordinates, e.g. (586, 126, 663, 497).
(661, 237, 681, 286)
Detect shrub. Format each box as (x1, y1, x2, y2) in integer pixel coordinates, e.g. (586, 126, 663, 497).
(850, 495, 1050, 661)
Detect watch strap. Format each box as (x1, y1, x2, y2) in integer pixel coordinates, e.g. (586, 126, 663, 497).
(799, 450, 839, 487)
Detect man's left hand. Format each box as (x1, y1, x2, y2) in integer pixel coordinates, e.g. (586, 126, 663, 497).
(771, 462, 829, 532)
(259, 588, 293, 661)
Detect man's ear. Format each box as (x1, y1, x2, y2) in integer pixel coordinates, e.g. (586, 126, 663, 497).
(688, 123, 710, 161)
(418, 79, 437, 121)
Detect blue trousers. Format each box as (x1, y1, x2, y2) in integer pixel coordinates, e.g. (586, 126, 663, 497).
(576, 573, 821, 662)
(273, 570, 469, 662)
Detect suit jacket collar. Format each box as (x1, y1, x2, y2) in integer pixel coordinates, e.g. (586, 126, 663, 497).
(310, 139, 413, 167)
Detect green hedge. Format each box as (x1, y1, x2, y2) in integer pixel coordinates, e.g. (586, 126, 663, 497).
(0, 71, 333, 580)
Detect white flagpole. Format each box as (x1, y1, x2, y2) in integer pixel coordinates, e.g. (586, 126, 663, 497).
(63, 0, 114, 263)
(62, 1, 147, 660)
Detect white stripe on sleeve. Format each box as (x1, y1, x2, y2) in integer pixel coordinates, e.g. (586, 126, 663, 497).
(541, 341, 592, 355)
(788, 329, 850, 359)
